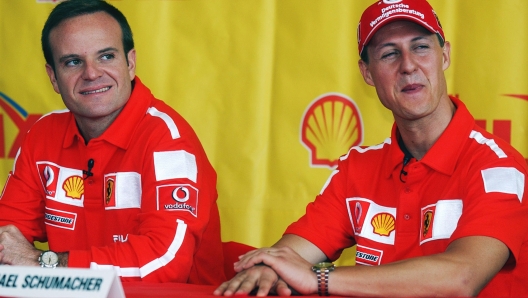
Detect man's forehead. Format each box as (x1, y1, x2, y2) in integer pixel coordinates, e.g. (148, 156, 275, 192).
(49, 12, 123, 54)
(370, 21, 433, 45)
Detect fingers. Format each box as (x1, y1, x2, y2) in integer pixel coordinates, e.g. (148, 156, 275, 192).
(214, 265, 279, 296)
(275, 279, 292, 296)
(255, 267, 280, 297)
(234, 247, 279, 272)
(214, 269, 257, 296)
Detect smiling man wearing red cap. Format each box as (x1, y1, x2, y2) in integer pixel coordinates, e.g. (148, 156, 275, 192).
(215, 0, 528, 296)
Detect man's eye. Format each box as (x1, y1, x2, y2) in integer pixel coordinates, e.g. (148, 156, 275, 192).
(381, 51, 397, 59)
(101, 54, 115, 60)
(65, 59, 81, 67)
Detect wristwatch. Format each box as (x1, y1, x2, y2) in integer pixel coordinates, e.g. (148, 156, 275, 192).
(311, 261, 335, 296)
(38, 250, 59, 268)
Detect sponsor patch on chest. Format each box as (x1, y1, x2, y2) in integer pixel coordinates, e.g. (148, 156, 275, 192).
(103, 172, 141, 210)
(157, 184, 198, 217)
(420, 200, 463, 244)
(37, 162, 84, 207)
(346, 197, 396, 245)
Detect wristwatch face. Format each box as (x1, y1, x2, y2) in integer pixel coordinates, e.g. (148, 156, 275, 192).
(41, 251, 59, 267)
(312, 262, 335, 270)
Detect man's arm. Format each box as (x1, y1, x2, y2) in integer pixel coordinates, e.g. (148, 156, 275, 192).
(0, 225, 69, 268)
(328, 236, 508, 296)
(0, 225, 41, 266)
(219, 234, 509, 296)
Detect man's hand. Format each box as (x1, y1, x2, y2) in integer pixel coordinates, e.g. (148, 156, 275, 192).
(0, 225, 40, 266)
(214, 264, 291, 296)
(215, 246, 319, 296)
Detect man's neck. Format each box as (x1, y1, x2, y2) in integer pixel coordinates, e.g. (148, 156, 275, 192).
(75, 109, 123, 144)
(396, 97, 456, 160)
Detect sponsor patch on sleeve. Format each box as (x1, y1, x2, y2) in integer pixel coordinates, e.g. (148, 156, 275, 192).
(157, 184, 198, 217)
(355, 245, 383, 266)
(44, 207, 77, 230)
(153, 150, 197, 182)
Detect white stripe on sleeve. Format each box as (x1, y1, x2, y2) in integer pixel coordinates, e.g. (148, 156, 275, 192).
(147, 107, 180, 140)
(90, 219, 188, 278)
(469, 130, 507, 158)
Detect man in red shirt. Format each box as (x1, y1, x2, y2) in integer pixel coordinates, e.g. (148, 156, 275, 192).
(0, 0, 225, 284)
(215, 0, 528, 296)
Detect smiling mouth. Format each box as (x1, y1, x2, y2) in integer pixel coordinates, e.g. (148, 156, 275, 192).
(81, 86, 111, 95)
(402, 84, 422, 92)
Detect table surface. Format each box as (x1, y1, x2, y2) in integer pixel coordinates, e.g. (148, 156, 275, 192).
(123, 282, 345, 297)
(123, 282, 229, 298)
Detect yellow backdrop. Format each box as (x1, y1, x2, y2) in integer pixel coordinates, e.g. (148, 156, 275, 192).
(0, 0, 527, 266)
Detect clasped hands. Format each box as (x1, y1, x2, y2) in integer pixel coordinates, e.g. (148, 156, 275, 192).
(0, 224, 40, 266)
(214, 246, 318, 296)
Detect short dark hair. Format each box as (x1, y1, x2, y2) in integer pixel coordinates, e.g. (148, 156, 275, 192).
(41, 0, 134, 70)
(360, 33, 445, 64)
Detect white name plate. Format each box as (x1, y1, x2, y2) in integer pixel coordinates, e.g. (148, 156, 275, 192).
(0, 265, 124, 298)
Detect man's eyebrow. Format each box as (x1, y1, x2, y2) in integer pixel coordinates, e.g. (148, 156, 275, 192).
(98, 47, 119, 54)
(58, 54, 80, 64)
(57, 47, 119, 63)
(374, 36, 431, 51)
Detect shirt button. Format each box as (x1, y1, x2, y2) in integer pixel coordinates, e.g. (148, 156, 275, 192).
(404, 214, 410, 220)
(404, 187, 411, 193)
(88, 179, 94, 185)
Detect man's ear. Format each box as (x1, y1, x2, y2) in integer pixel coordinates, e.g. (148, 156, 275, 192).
(45, 64, 61, 94)
(442, 41, 451, 71)
(358, 59, 375, 86)
(126, 49, 136, 80)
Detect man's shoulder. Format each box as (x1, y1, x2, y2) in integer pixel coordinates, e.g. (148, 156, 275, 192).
(341, 137, 393, 160)
(29, 109, 71, 132)
(142, 100, 196, 138)
(460, 126, 528, 173)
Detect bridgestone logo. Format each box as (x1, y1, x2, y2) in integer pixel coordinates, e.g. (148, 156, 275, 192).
(356, 251, 379, 262)
(45, 213, 73, 225)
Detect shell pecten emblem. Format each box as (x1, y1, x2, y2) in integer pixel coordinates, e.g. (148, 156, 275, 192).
(62, 175, 84, 200)
(301, 93, 363, 168)
(371, 213, 395, 236)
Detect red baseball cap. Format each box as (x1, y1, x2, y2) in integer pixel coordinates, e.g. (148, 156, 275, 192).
(357, 0, 445, 56)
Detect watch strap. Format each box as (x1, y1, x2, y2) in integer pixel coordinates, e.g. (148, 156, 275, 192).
(315, 267, 330, 296)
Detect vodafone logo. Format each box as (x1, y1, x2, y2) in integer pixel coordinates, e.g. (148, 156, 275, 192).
(300, 93, 364, 169)
(172, 186, 190, 203)
(382, 0, 403, 4)
(158, 184, 199, 217)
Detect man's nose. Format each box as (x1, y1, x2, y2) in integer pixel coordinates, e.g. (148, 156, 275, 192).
(81, 60, 103, 80)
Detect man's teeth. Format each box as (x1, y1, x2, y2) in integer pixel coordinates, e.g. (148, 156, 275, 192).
(82, 87, 110, 95)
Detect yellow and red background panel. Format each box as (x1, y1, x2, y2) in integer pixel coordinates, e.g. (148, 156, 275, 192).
(1, 0, 527, 265)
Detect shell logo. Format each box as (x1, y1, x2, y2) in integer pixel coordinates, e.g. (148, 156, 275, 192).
(371, 213, 395, 236)
(300, 93, 363, 168)
(62, 175, 84, 200)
